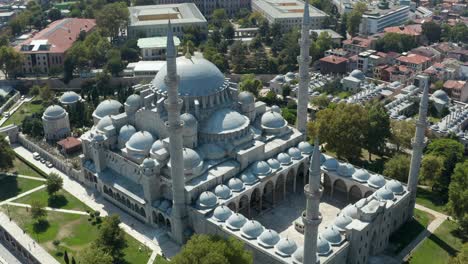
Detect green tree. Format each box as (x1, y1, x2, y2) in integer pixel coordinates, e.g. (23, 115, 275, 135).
(383, 154, 411, 182)
(347, 2, 367, 36)
(310, 31, 334, 60)
(426, 138, 464, 185)
(222, 23, 235, 41)
(48, 8, 62, 22)
(171, 234, 253, 264)
(365, 101, 391, 160)
(0, 134, 15, 170)
(449, 243, 468, 264)
(46, 172, 63, 197)
(95, 215, 127, 261)
(420, 154, 445, 189)
(230, 41, 248, 73)
(447, 161, 468, 237)
(79, 246, 113, 264)
(422, 21, 441, 43)
(239, 74, 262, 96)
(30, 200, 47, 221)
(39, 85, 54, 102)
(105, 49, 124, 76)
(95, 2, 129, 42)
(64, 250, 69, 264)
(310, 94, 330, 109)
(389, 120, 415, 151)
(211, 9, 227, 28)
(0, 46, 24, 79)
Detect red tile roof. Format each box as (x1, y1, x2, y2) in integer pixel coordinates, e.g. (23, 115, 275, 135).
(443, 80, 466, 90)
(343, 37, 373, 48)
(57, 137, 82, 150)
(18, 18, 96, 54)
(319, 55, 348, 64)
(384, 24, 422, 37)
(397, 54, 431, 65)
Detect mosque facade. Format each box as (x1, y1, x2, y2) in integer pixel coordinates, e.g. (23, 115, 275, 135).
(78, 3, 428, 263)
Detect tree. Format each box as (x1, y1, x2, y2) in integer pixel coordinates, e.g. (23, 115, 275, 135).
(48, 8, 62, 22)
(39, 85, 54, 102)
(390, 120, 415, 151)
(339, 12, 348, 37)
(171, 234, 253, 264)
(383, 154, 411, 182)
(420, 154, 445, 189)
(230, 41, 248, 73)
(95, 215, 127, 261)
(71, 256, 76, 264)
(376, 33, 418, 53)
(222, 23, 235, 41)
(449, 243, 468, 264)
(422, 21, 441, 43)
(22, 115, 44, 138)
(211, 9, 227, 28)
(46, 172, 63, 197)
(30, 200, 47, 221)
(105, 49, 124, 76)
(447, 161, 468, 237)
(64, 250, 69, 264)
(95, 2, 129, 41)
(347, 2, 367, 36)
(239, 74, 262, 96)
(0, 46, 24, 79)
(79, 246, 113, 264)
(310, 94, 330, 109)
(365, 101, 391, 160)
(0, 134, 14, 170)
(426, 138, 464, 191)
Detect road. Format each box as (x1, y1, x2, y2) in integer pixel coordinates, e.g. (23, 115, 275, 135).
(0, 96, 33, 127)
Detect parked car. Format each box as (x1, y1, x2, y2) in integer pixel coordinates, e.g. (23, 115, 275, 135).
(40, 158, 46, 163)
(33, 152, 40, 160)
(46, 161, 53, 168)
(3, 112, 10, 118)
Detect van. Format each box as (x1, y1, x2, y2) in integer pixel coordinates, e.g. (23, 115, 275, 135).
(33, 152, 40, 160)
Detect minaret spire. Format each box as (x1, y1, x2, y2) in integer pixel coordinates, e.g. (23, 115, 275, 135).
(303, 139, 322, 264)
(407, 75, 429, 219)
(297, 1, 311, 137)
(164, 20, 187, 244)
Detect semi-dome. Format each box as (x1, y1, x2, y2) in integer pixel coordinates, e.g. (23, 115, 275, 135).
(181, 113, 197, 128)
(334, 214, 353, 231)
(126, 131, 154, 153)
(275, 238, 298, 257)
(119, 125, 136, 142)
(201, 108, 249, 135)
(323, 158, 338, 171)
(322, 226, 342, 245)
(337, 163, 355, 177)
(240, 171, 258, 185)
(386, 180, 404, 194)
(267, 158, 281, 170)
(257, 229, 280, 248)
(96, 116, 113, 131)
(152, 56, 226, 97)
(181, 148, 203, 171)
(317, 235, 332, 255)
(197, 191, 218, 209)
(350, 69, 365, 80)
(298, 141, 313, 154)
(43, 105, 66, 120)
(226, 213, 247, 230)
(432, 90, 450, 103)
(288, 147, 303, 160)
(277, 153, 292, 165)
(150, 140, 165, 153)
(238, 91, 255, 104)
(261, 111, 287, 129)
(368, 174, 386, 188)
(241, 220, 264, 239)
(352, 169, 370, 183)
(227, 178, 245, 192)
(214, 184, 232, 199)
(375, 187, 395, 201)
(125, 94, 141, 107)
(251, 161, 272, 176)
(212, 205, 232, 222)
(59, 91, 80, 105)
(94, 99, 122, 118)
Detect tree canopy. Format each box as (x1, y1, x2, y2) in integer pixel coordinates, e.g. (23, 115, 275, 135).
(389, 120, 415, 151)
(46, 172, 63, 196)
(422, 21, 441, 43)
(239, 74, 262, 96)
(365, 101, 391, 160)
(95, 2, 129, 41)
(79, 246, 113, 264)
(447, 160, 468, 237)
(0, 134, 14, 170)
(347, 2, 367, 36)
(420, 154, 445, 189)
(0, 46, 24, 79)
(30, 200, 47, 221)
(94, 215, 127, 261)
(383, 154, 410, 182)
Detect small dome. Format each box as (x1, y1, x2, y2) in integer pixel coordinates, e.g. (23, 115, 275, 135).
(350, 69, 365, 80)
(343, 205, 359, 219)
(181, 113, 198, 128)
(150, 140, 165, 153)
(251, 161, 272, 176)
(142, 158, 155, 168)
(334, 214, 352, 231)
(60, 91, 80, 104)
(323, 158, 338, 171)
(125, 94, 141, 107)
(368, 174, 386, 188)
(292, 247, 305, 264)
(386, 180, 404, 194)
(241, 220, 264, 239)
(240, 171, 258, 185)
(43, 105, 66, 120)
(226, 213, 247, 230)
(317, 235, 332, 255)
(94, 99, 122, 118)
(261, 111, 287, 130)
(238, 91, 255, 104)
(275, 238, 298, 257)
(201, 108, 249, 135)
(126, 131, 154, 153)
(119, 125, 136, 142)
(270, 105, 281, 113)
(159, 200, 172, 212)
(432, 90, 450, 103)
(337, 163, 355, 177)
(182, 148, 202, 171)
(93, 134, 105, 142)
(288, 147, 303, 160)
(322, 226, 342, 245)
(277, 153, 292, 165)
(352, 169, 370, 183)
(197, 191, 218, 209)
(375, 187, 395, 201)
(267, 158, 281, 170)
(227, 178, 245, 192)
(96, 116, 113, 131)
(214, 184, 232, 199)
(298, 141, 313, 154)
(257, 229, 280, 248)
(212, 205, 232, 222)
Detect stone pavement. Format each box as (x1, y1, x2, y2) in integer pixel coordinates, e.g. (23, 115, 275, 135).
(6, 202, 90, 216)
(13, 145, 180, 260)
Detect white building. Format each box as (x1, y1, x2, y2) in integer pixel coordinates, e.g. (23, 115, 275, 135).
(151, 0, 251, 16)
(359, 3, 410, 35)
(128, 3, 207, 38)
(252, 0, 327, 31)
(42, 105, 71, 141)
(137, 36, 181, 60)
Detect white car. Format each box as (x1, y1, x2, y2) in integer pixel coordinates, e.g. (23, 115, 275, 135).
(46, 161, 53, 168)
(40, 158, 46, 164)
(33, 152, 40, 160)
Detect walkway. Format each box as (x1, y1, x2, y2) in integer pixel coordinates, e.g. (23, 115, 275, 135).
(0, 97, 32, 127)
(1, 173, 47, 181)
(5, 202, 90, 216)
(0, 185, 45, 206)
(396, 204, 449, 262)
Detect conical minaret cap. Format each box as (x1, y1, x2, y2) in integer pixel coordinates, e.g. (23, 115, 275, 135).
(309, 138, 321, 177)
(166, 20, 176, 58)
(302, 0, 310, 26)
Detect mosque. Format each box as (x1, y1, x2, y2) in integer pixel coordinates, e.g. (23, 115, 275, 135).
(78, 3, 429, 264)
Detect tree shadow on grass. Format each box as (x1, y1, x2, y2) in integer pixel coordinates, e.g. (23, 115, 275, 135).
(389, 219, 426, 253)
(427, 234, 459, 256)
(0, 176, 20, 201)
(416, 188, 447, 208)
(33, 219, 50, 234)
(48, 194, 68, 208)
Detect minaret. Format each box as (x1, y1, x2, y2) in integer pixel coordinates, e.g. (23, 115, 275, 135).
(303, 139, 323, 264)
(297, 1, 311, 137)
(164, 21, 186, 244)
(407, 75, 429, 219)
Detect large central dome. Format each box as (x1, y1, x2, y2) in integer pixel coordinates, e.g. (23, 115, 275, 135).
(152, 56, 226, 97)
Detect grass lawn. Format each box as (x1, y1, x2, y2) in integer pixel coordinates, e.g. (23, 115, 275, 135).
(0, 175, 44, 201)
(13, 188, 91, 211)
(154, 255, 170, 264)
(409, 220, 464, 264)
(2, 100, 44, 127)
(2, 206, 151, 264)
(416, 187, 447, 213)
(5, 158, 44, 178)
(389, 209, 435, 254)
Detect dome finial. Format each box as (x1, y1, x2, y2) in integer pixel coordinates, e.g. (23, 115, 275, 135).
(184, 44, 192, 59)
